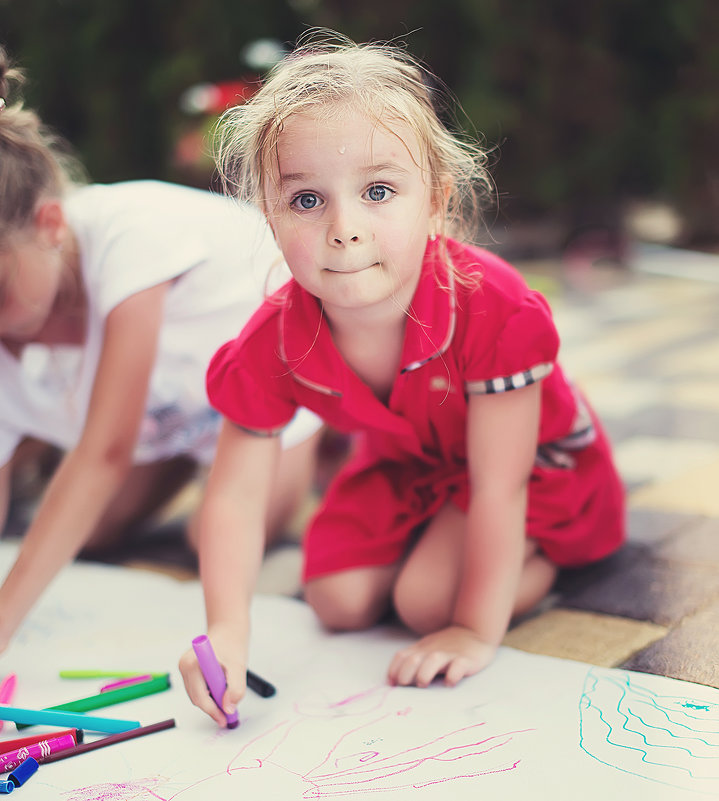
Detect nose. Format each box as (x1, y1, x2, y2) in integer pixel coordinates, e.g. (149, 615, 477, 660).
(326, 202, 363, 247)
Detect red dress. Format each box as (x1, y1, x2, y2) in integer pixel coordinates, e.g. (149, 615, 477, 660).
(208, 238, 626, 579)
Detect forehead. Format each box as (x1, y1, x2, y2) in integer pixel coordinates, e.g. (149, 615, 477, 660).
(270, 106, 426, 178)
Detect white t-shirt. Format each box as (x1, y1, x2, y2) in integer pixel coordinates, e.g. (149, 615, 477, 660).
(0, 181, 320, 467)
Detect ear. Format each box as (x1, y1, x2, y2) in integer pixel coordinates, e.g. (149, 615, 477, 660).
(33, 200, 67, 248)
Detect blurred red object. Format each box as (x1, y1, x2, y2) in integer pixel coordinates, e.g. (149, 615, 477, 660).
(179, 79, 258, 115)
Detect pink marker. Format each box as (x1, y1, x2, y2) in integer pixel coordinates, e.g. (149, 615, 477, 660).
(0, 733, 76, 773)
(100, 674, 153, 693)
(0, 674, 17, 734)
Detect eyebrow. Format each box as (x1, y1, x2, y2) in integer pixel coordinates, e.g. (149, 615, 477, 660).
(279, 163, 411, 184)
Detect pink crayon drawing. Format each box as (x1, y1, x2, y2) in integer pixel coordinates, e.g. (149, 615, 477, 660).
(172, 684, 533, 799)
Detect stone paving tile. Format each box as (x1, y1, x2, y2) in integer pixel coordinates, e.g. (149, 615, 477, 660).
(614, 407, 719, 442)
(626, 507, 703, 548)
(672, 379, 719, 412)
(629, 458, 719, 516)
(621, 598, 719, 688)
(503, 608, 667, 667)
(655, 515, 719, 567)
(613, 435, 719, 487)
(557, 544, 719, 627)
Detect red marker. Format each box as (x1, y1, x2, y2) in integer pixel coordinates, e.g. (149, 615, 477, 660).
(0, 733, 76, 773)
(0, 728, 82, 755)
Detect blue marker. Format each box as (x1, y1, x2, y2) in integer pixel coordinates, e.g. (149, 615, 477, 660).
(0, 705, 139, 733)
(8, 756, 38, 788)
(0, 779, 14, 793)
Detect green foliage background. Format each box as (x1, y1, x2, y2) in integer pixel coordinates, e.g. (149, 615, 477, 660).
(2, 0, 718, 243)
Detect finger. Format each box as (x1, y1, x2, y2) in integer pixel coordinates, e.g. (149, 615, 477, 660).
(391, 648, 425, 687)
(220, 678, 245, 724)
(222, 662, 247, 707)
(443, 656, 474, 687)
(179, 651, 227, 726)
(414, 651, 452, 688)
(387, 649, 408, 685)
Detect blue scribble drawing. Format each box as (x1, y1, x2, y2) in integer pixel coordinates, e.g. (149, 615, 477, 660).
(579, 668, 719, 795)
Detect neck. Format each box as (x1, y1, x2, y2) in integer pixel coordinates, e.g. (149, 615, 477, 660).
(53, 229, 84, 318)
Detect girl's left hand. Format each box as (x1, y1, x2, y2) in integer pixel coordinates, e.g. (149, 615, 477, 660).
(387, 625, 497, 688)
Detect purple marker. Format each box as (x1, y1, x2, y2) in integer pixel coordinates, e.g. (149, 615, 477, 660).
(192, 635, 239, 728)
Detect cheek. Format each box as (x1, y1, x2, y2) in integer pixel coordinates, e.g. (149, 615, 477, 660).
(280, 218, 322, 253)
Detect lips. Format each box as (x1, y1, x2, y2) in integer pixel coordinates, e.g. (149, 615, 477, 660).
(326, 262, 378, 274)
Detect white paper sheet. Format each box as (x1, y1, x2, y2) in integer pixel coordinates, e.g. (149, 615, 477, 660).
(0, 542, 717, 800)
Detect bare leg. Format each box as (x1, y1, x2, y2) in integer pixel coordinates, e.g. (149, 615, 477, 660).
(185, 429, 324, 552)
(304, 563, 399, 631)
(83, 456, 198, 553)
(265, 429, 323, 545)
(393, 503, 557, 636)
(514, 539, 559, 617)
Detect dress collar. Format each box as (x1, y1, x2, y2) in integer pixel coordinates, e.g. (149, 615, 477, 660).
(277, 238, 457, 395)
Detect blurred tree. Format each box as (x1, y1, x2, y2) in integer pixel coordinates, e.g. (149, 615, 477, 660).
(1, 0, 717, 246)
(0, 0, 303, 181)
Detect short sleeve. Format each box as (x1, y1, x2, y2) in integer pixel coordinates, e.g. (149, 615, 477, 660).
(464, 291, 560, 395)
(206, 315, 298, 436)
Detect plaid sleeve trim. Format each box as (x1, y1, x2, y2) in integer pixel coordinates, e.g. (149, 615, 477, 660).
(465, 362, 554, 395)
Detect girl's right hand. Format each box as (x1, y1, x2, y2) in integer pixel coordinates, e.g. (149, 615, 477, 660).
(179, 625, 248, 727)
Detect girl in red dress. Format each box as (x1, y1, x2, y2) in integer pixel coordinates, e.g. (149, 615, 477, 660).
(180, 30, 625, 726)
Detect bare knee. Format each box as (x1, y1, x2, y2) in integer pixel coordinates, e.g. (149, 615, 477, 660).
(393, 567, 452, 635)
(392, 504, 464, 635)
(305, 565, 396, 632)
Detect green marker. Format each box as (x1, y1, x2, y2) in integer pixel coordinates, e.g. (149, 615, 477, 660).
(59, 670, 167, 680)
(16, 674, 170, 731)
(51, 674, 170, 712)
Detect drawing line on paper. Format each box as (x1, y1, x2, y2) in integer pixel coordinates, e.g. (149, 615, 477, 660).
(579, 667, 719, 794)
(61, 683, 533, 800)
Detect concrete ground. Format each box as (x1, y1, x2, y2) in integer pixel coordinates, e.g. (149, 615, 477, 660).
(5, 243, 719, 689)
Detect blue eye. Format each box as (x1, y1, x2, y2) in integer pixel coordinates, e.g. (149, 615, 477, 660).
(366, 185, 392, 202)
(292, 193, 320, 210)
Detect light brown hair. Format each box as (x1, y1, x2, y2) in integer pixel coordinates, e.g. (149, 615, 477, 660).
(215, 30, 492, 247)
(0, 45, 85, 245)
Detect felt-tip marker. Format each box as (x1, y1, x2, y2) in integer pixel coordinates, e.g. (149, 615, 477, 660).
(0, 728, 82, 755)
(0, 733, 76, 773)
(192, 635, 239, 728)
(0, 705, 139, 733)
(246, 669, 276, 698)
(14, 674, 169, 731)
(38, 719, 176, 764)
(8, 756, 37, 788)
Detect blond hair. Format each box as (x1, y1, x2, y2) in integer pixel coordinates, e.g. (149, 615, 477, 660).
(0, 45, 85, 245)
(215, 30, 492, 246)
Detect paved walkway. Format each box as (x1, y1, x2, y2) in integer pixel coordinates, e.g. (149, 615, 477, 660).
(505, 245, 719, 688)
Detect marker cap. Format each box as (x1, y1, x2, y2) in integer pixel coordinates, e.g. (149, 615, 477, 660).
(8, 756, 38, 787)
(0, 780, 14, 794)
